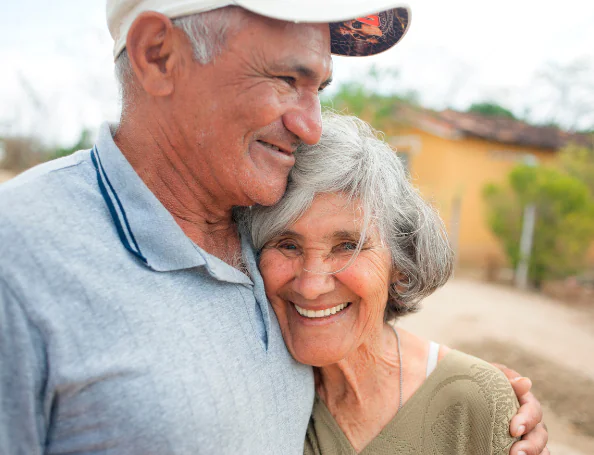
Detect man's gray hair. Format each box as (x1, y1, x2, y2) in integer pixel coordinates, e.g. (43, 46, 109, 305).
(114, 7, 241, 109)
(242, 112, 454, 322)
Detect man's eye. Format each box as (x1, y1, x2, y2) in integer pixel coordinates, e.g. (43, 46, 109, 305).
(278, 76, 296, 86)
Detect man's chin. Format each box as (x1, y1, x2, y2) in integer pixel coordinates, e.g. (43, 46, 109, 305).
(247, 183, 288, 207)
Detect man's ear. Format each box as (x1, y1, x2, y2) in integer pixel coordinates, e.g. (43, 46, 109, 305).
(126, 11, 182, 97)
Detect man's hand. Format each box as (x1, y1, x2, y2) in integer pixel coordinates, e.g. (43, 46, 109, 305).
(493, 363, 550, 455)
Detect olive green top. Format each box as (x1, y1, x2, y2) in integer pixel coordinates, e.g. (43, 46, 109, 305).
(304, 350, 519, 455)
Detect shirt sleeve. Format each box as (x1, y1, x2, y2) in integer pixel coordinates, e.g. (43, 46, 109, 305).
(470, 361, 520, 455)
(420, 353, 520, 455)
(0, 279, 48, 455)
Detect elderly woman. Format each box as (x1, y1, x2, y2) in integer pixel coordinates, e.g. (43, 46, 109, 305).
(242, 113, 537, 454)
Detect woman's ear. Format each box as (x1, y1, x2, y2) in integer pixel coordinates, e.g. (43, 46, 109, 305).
(125, 11, 183, 97)
(390, 271, 407, 290)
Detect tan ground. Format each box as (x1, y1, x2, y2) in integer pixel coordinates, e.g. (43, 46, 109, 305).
(0, 170, 16, 183)
(398, 278, 594, 455)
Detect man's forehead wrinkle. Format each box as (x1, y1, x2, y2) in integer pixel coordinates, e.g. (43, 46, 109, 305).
(231, 19, 332, 84)
(228, 40, 292, 88)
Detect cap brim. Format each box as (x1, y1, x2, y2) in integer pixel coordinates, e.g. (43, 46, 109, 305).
(236, 0, 411, 56)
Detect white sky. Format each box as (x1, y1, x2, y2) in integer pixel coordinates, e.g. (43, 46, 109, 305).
(1, 0, 594, 145)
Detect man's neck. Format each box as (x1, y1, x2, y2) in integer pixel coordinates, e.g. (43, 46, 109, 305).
(113, 118, 242, 263)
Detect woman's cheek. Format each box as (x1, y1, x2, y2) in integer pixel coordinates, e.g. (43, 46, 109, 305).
(260, 252, 293, 290)
(340, 263, 390, 307)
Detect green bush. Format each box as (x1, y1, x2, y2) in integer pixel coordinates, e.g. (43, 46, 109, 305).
(50, 129, 93, 161)
(558, 142, 594, 196)
(483, 164, 594, 286)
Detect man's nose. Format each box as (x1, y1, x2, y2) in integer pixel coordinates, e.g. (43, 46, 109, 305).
(282, 92, 323, 146)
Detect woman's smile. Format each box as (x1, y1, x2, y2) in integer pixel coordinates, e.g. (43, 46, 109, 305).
(293, 301, 352, 319)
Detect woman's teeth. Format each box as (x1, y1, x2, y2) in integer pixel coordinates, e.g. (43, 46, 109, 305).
(294, 302, 350, 318)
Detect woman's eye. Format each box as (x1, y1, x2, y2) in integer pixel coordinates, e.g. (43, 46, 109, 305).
(276, 241, 301, 257)
(336, 242, 358, 252)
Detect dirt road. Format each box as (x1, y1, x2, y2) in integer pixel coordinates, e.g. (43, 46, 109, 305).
(0, 170, 16, 184)
(398, 278, 594, 455)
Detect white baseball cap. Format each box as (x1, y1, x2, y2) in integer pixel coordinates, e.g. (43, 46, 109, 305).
(107, 0, 411, 59)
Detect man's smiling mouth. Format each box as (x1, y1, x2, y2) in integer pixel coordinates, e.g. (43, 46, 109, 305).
(257, 140, 283, 152)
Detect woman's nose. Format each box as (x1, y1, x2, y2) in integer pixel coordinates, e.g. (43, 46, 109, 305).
(291, 255, 336, 300)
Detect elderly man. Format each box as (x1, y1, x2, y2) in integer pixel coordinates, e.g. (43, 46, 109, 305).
(0, 1, 548, 454)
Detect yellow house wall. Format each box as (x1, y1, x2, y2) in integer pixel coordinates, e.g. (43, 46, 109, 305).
(388, 126, 558, 269)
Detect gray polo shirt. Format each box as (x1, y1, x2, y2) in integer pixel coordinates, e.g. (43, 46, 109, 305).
(0, 124, 314, 454)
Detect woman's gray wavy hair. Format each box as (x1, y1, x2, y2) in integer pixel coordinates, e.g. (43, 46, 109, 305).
(243, 112, 454, 322)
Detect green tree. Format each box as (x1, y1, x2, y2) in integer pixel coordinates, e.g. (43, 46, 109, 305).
(467, 102, 516, 120)
(50, 129, 93, 160)
(321, 65, 418, 130)
(558, 142, 594, 196)
(484, 164, 594, 286)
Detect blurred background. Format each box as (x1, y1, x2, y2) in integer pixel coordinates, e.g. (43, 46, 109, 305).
(1, 0, 593, 453)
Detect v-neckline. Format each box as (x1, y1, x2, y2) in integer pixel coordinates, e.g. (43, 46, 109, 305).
(313, 350, 461, 454)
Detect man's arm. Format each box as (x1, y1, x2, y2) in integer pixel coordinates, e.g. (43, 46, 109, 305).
(0, 280, 47, 454)
(495, 364, 550, 455)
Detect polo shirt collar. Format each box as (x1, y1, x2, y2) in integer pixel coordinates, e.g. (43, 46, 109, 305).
(92, 123, 252, 285)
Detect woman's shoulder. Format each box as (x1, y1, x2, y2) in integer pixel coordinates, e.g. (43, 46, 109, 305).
(439, 350, 514, 385)
(431, 350, 519, 404)
(409, 350, 519, 454)
(396, 330, 517, 412)
(439, 349, 502, 373)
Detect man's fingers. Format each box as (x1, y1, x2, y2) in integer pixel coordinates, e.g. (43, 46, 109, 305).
(493, 363, 534, 398)
(509, 423, 549, 455)
(510, 376, 533, 399)
(491, 363, 534, 403)
(493, 363, 522, 381)
(490, 362, 541, 437)
(510, 392, 544, 437)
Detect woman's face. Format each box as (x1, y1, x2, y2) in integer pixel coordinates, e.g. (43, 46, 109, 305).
(258, 193, 394, 366)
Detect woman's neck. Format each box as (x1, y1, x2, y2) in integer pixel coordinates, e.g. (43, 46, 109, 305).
(315, 324, 403, 452)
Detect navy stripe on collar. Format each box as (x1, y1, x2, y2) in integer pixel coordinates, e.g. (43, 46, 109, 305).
(91, 146, 148, 265)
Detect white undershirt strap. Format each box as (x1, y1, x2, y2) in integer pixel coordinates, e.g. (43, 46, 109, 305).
(426, 341, 440, 378)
